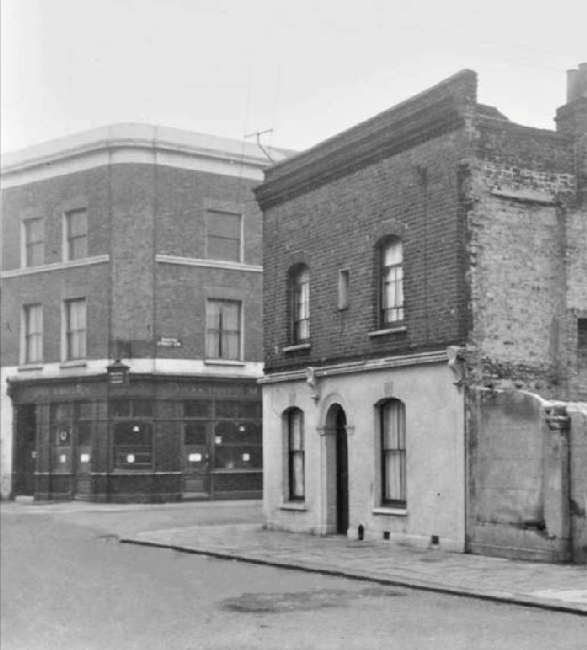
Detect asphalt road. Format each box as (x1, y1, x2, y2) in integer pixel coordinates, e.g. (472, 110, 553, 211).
(2, 505, 586, 650)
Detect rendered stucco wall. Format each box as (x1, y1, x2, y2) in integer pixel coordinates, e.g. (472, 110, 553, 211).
(263, 361, 466, 551)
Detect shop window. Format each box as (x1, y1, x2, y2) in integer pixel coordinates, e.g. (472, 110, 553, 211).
(184, 401, 213, 418)
(380, 399, 406, 508)
(113, 422, 152, 469)
(50, 401, 92, 473)
(110, 400, 154, 469)
(64, 208, 87, 261)
(63, 298, 86, 361)
(378, 238, 404, 327)
(290, 265, 310, 344)
(206, 211, 242, 262)
(22, 218, 44, 267)
(213, 420, 262, 470)
(287, 408, 305, 501)
(22, 303, 43, 365)
(206, 299, 241, 361)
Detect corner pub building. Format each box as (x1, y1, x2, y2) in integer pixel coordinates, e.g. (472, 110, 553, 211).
(0, 124, 290, 503)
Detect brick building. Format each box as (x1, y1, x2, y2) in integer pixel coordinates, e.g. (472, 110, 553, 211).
(255, 66, 586, 562)
(1, 124, 290, 503)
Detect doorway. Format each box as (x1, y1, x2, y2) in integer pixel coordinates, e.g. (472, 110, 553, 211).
(14, 405, 37, 496)
(335, 407, 349, 535)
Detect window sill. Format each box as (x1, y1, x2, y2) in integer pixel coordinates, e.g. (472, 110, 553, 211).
(18, 364, 43, 372)
(372, 506, 407, 517)
(279, 502, 307, 511)
(60, 360, 87, 369)
(368, 325, 407, 338)
(282, 343, 311, 353)
(204, 359, 246, 367)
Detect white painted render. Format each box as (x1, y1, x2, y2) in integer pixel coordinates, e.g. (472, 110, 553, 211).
(262, 357, 466, 552)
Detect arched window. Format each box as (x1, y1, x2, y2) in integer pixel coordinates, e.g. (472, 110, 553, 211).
(380, 399, 406, 507)
(379, 238, 403, 327)
(290, 266, 310, 344)
(287, 408, 305, 501)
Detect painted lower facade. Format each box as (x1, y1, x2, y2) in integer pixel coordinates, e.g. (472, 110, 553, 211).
(261, 351, 466, 552)
(2, 359, 263, 502)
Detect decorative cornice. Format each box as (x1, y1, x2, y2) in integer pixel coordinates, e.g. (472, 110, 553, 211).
(156, 255, 262, 273)
(1, 123, 295, 187)
(255, 69, 477, 210)
(258, 350, 449, 385)
(1, 255, 109, 278)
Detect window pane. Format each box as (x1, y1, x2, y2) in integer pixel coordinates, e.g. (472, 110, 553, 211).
(65, 299, 86, 360)
(184, 401, 213, 418)
(381, 400, 406, 505)
(113, 422, 151, 447)
(206, 300, 241, 359)
(78, 422, 92, 447)
(207, 237, 240, 262)
(24, 219, 44, 267)
(185, 422, 208, 446)
(66, 210, 88, 261)
(109, 400, 130, 417)
(291, 452, 305, 498)
(207, 212, 241, 237)
(133, 400, 153, 417)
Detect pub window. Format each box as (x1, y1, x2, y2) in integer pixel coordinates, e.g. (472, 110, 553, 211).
(111, 400, 154, 469)
(380, 399, 406, 508)
(213, 400, 263, 470)
(287, 408, 305, 501)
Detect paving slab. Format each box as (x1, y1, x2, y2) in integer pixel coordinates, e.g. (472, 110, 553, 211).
(121, 524, 587, 615)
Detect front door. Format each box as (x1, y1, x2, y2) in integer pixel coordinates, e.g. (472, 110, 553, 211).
(183, 420, 211, 499)
(336, 408, 349, 535)
(14, 405, 37, 496)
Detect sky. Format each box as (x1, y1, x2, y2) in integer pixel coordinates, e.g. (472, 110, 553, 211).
(1, 0, 585, 155)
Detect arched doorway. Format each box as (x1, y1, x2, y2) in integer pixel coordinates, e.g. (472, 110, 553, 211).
(335, 407, 349, 534)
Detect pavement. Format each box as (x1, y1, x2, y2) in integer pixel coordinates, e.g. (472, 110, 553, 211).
(4, 498, 586, 615)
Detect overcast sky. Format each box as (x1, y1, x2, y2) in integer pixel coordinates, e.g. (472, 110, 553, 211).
(1, 0, 585, 154)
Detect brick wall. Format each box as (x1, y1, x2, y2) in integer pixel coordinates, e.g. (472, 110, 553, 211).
(465, 118, 582, 400)
(262, 128, 470, 373)
(1, 161, 265, 367)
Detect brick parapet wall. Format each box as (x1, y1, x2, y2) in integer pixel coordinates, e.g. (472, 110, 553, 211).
(463, 118, 585, 400)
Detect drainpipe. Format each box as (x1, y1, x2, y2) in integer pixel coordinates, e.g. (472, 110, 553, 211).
(544, 404, 572, 562)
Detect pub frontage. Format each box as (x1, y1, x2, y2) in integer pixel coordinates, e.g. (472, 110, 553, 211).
(8, 373, 263, 503)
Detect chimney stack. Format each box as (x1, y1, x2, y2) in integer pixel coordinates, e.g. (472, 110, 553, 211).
(566, 63, 587, 103)
(556, 63, 587, 136)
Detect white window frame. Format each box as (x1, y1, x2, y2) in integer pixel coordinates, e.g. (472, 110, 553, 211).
(62, 298, 87, 362)
(205, 211, 243, 263)
(21, 217, 44, 268)
(21, 303, 43, 365)
(380, 399, 407, 508)
(379, 238, 404, 327)
(63, 208, 88, 262)
(205, 299, 243, 361)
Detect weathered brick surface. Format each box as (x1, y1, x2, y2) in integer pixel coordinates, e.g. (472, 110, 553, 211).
(261, 129, 469, 372)
(1, 162, 264, 366)
(463, 118, 586, 400)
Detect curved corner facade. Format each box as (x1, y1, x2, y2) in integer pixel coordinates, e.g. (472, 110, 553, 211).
(0, 124, 289, 503)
